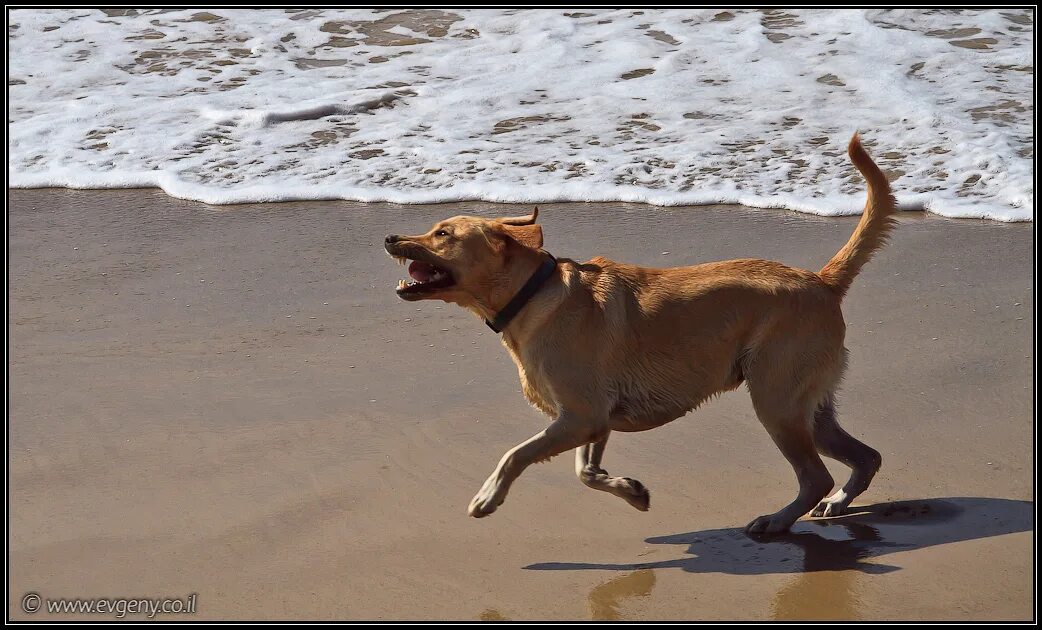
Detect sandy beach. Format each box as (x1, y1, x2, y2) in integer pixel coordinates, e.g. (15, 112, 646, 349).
(7, 188, 1033, 620)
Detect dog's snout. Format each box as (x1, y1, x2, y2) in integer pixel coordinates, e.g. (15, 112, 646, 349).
(385, 234, 400, 244)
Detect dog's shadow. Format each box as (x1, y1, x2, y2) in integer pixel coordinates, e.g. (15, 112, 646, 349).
(525, 497, 1032, 577)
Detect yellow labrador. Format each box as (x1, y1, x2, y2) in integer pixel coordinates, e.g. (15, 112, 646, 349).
(385, 134, 894, 533)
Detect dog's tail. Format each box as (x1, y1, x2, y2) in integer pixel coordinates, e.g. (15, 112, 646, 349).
(818, 133, 898, 298)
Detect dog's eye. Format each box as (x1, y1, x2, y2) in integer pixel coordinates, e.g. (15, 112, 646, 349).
(435, 230, 449, 237)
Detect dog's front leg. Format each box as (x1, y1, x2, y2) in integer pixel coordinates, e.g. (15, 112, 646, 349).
(575, 435, 651, 511)
(469, 411, 602, 518)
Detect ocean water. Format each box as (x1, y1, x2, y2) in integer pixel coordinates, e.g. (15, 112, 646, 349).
(7, 8, 1034, 221)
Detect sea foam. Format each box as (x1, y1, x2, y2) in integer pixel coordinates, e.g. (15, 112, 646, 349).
(8, 9, 1034, 220)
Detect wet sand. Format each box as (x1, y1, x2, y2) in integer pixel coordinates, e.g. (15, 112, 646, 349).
(7, 188, 1033, 620)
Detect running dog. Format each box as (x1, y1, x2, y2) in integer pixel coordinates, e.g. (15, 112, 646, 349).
(384, 133, 893, 533)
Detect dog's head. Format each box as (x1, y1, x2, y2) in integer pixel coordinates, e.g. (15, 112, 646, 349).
(384, 208, 544, 307)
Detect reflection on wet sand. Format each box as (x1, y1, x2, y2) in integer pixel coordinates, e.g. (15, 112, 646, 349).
(478, 570, 656, 620)
(772, 568, 860, 620)
(768, 521, 885, 620)
(479, 608, 509, 621)
(588, 569, 656, 620)
(526, 497, 1032, 619)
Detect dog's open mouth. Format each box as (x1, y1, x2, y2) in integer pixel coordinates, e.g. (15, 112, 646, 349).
(394, 258, 456, 297)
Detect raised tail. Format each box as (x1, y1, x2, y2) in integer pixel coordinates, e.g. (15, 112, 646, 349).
(818, 133, 898, 298)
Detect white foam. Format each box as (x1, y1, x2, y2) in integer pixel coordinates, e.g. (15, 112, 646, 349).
(8, 9, 1034, 221)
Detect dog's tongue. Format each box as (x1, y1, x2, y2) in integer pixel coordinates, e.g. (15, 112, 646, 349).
(408, 260, 436, 282)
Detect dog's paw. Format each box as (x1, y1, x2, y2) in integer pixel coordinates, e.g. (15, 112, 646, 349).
(468, 491, 502, 518)
(621, 478, 650, 512)
(745, 513, 794, 535)
(811, 500, 845, 518)
(811, 489, 850, 518)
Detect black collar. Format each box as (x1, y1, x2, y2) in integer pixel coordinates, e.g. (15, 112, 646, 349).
(485, 252, 558, 334)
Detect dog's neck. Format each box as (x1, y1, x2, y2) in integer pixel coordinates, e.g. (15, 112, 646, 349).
(463, 250, 561, 341)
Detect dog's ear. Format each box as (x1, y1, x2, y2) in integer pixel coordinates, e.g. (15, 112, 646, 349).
(498, 222, 543, 249)
(499, 206, 539, 226)
(493, 206, 542, 249)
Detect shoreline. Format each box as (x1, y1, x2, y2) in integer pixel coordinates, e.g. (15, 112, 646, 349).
(6, 183, 1031, 223)
(8, 188, 1033, 620)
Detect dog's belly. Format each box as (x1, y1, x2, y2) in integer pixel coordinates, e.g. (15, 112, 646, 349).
(519, 376, 704, 430)
(609, 408, 684, 432)
(606, 390, 700, 432)
(607, 362, 745, 432)
(514, 339, 746, 429)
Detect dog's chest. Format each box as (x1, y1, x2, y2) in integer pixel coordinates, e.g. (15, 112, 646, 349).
(516, 362, 558, 417)
(504, 343, 558, 417)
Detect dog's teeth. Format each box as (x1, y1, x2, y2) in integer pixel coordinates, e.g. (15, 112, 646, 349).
(397, 279, 407, 290)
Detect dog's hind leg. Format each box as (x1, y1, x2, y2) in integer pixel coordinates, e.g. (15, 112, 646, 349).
(746, 413, 834, 534)
(744, 360, 835, 534)
(745, 413, 834, 534)
(574, 433, 650, 511)
(810, 395, 882, 517)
